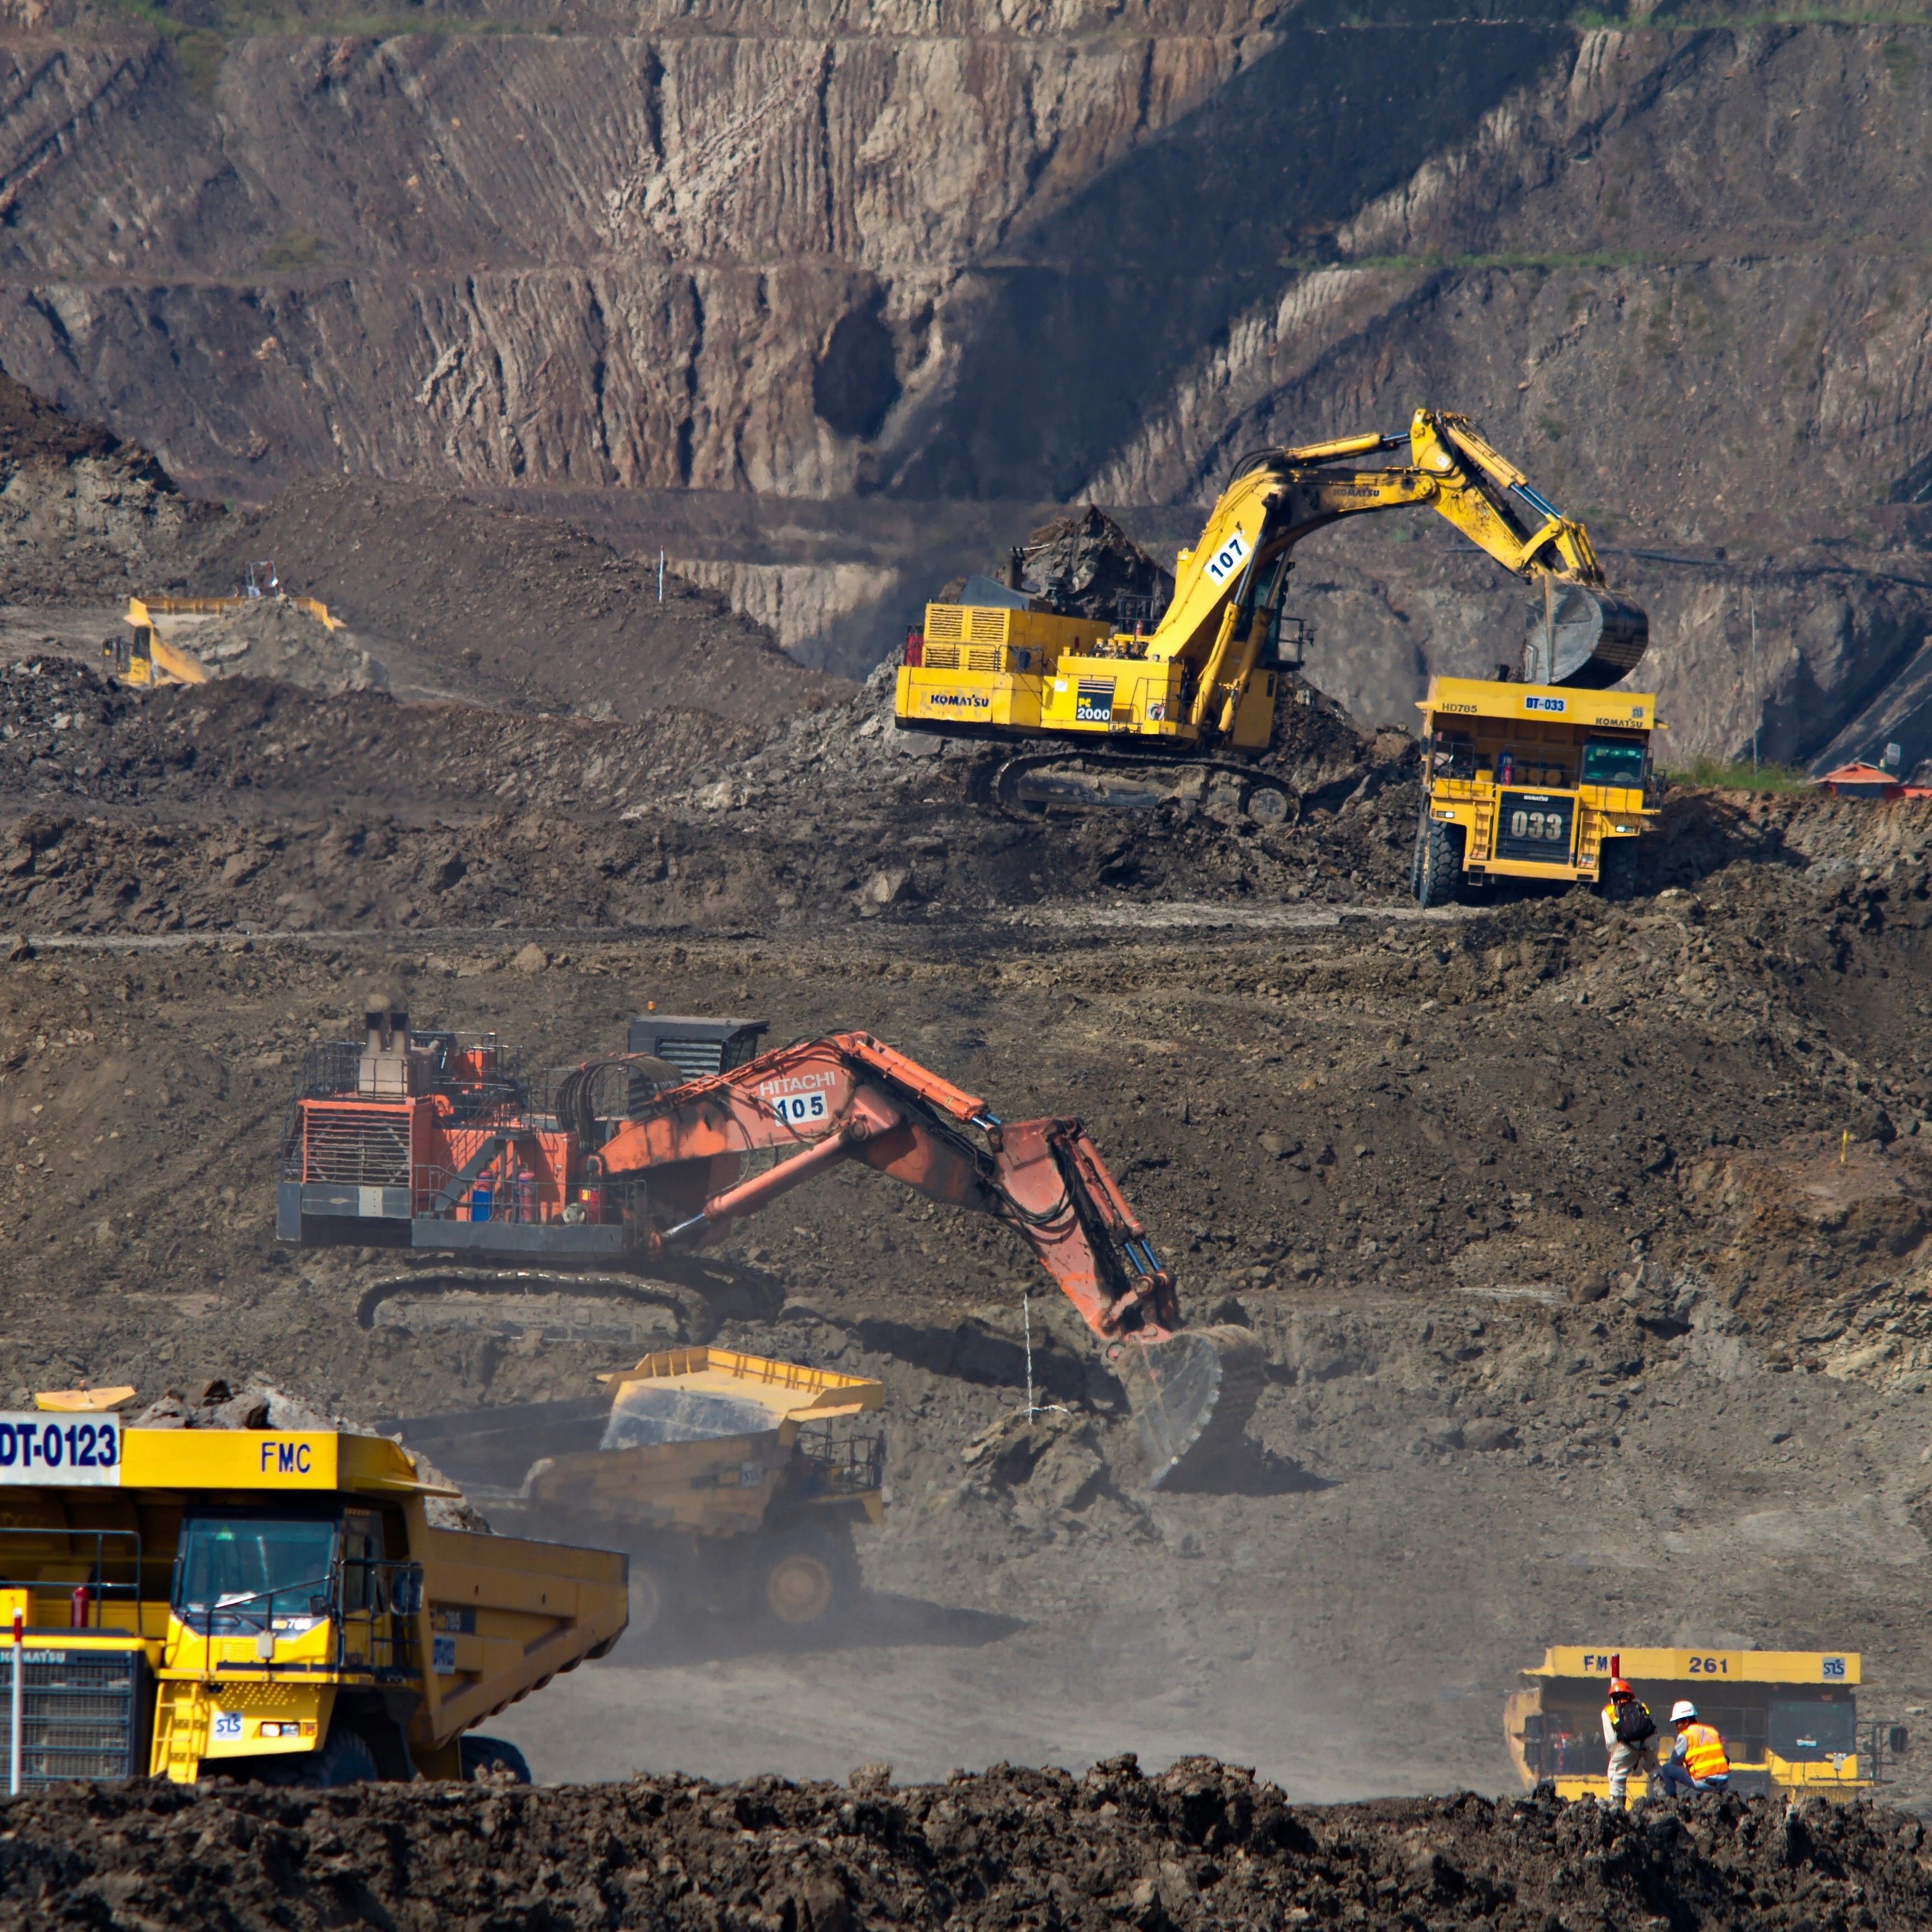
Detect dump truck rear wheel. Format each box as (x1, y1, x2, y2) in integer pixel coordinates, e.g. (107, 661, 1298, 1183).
(759, 1525, 857, 1627)
(460, 1735, 533, 1784)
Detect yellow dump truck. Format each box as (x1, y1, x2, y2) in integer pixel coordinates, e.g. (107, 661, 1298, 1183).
(106, 589, 345, 688)
(0, 1409, 626, 1789)
(1414, 678, 1661, 904)
(1506, 1647, 1875, 1801)
(404, 1347, 885, 1639)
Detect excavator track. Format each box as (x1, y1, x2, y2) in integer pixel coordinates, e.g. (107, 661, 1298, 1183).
(356, 1268, 718, 1344)
(973, 750, 1299, 825)
(1116, 1323, 1268, 1489)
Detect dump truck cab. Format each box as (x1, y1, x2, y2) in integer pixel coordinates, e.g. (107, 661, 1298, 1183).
(0, 1410, 626, 1789)
(1506, 1647, 1872, 1802)
(1414, 678, 1661, 903)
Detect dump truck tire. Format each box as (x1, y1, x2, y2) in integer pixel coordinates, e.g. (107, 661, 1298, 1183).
(1414, 814, 1464, 908)
(1596, 838, 1639, 902)
(759, 1524, 857, 1627)
(461, 1735, 533, 1784)
(628, 1562, 669, 1639)
(252, 1723, 380, 1788)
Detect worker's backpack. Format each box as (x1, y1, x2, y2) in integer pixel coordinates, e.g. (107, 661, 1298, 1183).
(1613, 1701, 1657, 1746)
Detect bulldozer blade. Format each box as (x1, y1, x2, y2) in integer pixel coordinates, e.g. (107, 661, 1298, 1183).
(1117, 1323, 1267, 1489)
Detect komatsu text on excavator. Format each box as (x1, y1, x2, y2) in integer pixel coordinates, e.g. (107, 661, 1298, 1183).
(280, 1005, 1257, 1488)
(894, 407, 1659, 899)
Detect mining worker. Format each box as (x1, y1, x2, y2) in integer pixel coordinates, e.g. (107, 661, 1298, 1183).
(1601, 1677, 1659, 1805)
(1655, 1701, 1730, 1798)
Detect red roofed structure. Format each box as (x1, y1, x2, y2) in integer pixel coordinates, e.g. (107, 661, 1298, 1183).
(1816, 762, 1907, 800)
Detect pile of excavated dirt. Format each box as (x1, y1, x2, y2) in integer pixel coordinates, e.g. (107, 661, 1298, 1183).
(0, 373, 850, 728)
(0, 657, 760, 822)
(1015, 504, 1176, 622)
(0, 371, 209, 602)
(937, 505, 1176, 624)
(0, 657, 1427, 934)
(171, 599, 387, 697)
(195, 477, 854, 726)
(6, 1766, 1930, 1930)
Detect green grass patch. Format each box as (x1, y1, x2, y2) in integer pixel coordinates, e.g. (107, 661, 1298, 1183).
(174, 27, 226, 99)
(259, 231, 326, 271)
(1669, 756, 1815, 793)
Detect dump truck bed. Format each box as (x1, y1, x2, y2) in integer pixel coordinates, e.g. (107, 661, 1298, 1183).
(520, 1346, 885, 1535)
(411, 1523, 627, 1749)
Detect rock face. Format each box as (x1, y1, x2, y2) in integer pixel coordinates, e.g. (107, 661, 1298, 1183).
(0, 370, 206, 599)
(5, 4, 1932, 760)
(0, 13, 1925, 527)
(1238, 532, 1932, 772)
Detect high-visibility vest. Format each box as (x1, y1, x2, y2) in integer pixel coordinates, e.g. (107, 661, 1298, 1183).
(1682, 1722, 1730, 1781)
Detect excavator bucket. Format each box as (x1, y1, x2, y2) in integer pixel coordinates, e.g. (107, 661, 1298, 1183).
(1116, 1323, 1267, 1488)
(1525, 585, 1650, 690)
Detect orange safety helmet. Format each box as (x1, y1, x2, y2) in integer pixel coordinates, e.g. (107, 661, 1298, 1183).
(1609, 1678, 1633, 1699)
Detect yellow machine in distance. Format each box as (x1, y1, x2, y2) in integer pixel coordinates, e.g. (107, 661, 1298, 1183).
(107, 588, 345, 688)
(1412, 676, 1661, 903)
(0, 1407, 626, 1788)
(438, 1346, 887, 1640)
(895, 409, 1648, 806)
(1506, 1647, 1878, 1802)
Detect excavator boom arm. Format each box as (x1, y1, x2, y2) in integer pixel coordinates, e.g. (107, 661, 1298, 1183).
(1150, 406, 1634, 727)
(586, 1033, 1179, 1342)
(587, 1030, 1256, 1485)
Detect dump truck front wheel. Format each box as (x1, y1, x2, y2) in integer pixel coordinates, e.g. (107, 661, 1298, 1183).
(1595, 837, 1639, 902)
(249, 1723, 380, 1788)
(460, 1735, 533, 1784)
(1413, 812, 1465, 908)
(759, 1524, 858, 1627)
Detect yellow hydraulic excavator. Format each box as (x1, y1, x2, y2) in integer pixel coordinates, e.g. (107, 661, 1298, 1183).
(895, 408, 1655, 896)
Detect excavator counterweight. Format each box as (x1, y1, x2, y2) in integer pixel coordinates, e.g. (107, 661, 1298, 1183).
(281, 1010, 1256, 1488)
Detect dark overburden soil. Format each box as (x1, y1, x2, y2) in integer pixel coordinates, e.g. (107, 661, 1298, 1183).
(5, 1765, 1931, 1931)
(195, 478, 853, 724)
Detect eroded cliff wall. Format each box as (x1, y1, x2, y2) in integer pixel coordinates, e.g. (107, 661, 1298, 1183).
(4, 0, 1931, 763)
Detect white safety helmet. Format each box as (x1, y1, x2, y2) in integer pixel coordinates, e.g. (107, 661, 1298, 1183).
(1670, 1700, 1698, 1724)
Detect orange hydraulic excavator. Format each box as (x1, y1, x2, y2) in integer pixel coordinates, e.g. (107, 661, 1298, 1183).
(588, 1032, 1260, 1485)
(281, 1008, 1259, 1486)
